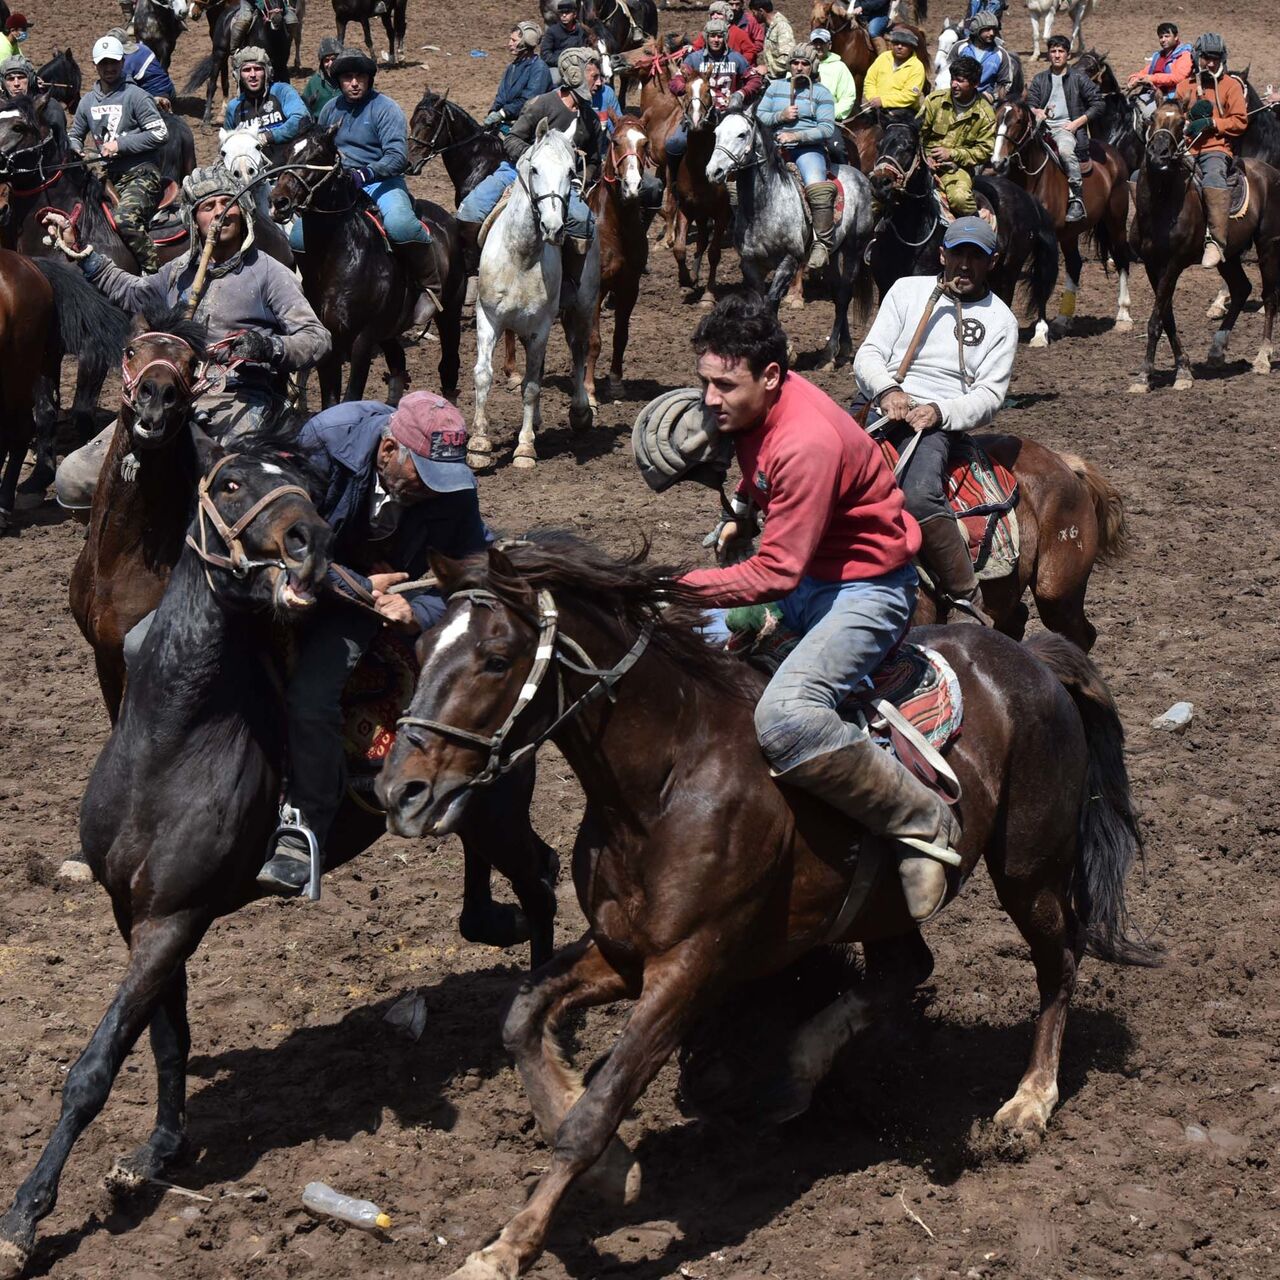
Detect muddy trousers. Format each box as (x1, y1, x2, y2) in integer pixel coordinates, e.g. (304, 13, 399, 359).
(934, 164, 976, 217)
(113, 163, 165, 274)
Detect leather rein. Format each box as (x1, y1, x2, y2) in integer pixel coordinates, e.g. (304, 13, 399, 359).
(398, 585, 653, 788)
(120, 331, 245, 408)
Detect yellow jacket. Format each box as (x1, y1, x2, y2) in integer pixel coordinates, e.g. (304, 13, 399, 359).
(863, 51, 926, 111)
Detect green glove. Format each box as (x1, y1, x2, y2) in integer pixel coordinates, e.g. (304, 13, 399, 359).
(1185, 115, 1213, 140)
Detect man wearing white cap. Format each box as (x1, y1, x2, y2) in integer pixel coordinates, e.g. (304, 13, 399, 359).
(69, 34, 169, 271)
(809, 29, 855, 122)
(854, 216, 1017, 626)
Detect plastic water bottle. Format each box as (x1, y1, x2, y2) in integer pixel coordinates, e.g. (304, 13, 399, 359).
(302, 1182, 392, 1232)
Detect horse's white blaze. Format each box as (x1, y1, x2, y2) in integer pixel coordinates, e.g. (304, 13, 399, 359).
(689, 78, 705, 128)
(428, 604, 473, 657)
(991, 119, 1008, 165)
(257, 462, 284, 476)
(291, 136, 309, 156)
(619, 127, 644, 198)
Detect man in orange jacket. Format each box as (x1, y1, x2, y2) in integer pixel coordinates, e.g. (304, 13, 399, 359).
(1176, 32, 1246, 269)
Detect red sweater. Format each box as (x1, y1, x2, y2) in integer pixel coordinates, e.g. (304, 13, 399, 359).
(681, 373, 920, 606)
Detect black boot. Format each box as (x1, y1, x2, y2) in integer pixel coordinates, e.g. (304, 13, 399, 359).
(395, 239, 443, 340)
(918, 516, 992, 625)
(257, 831, 312, 896)
(458, 220, 481, 307)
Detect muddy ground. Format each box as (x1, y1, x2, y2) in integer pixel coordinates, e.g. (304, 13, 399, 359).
(2, 0, 1279, 1276)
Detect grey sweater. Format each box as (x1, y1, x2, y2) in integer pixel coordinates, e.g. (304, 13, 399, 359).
(83, 245, 331, 383)
(69, 81, 168, 176)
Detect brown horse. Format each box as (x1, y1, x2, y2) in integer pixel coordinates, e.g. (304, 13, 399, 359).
(991, 98, 1133, 345)
(645, 74, 728, 298)
(910, 435, 1127, 652)
(586, 116, 651, 405)
(0, 248, 54, 530)
(378, 533, 1156, 1280)
(1127, 100, 1280, 393)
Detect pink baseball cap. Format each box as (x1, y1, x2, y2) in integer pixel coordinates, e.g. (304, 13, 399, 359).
(388, 392, 475, 492)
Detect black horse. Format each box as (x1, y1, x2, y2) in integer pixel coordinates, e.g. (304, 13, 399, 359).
(333, 0, 408, 65)
(185, 1, 291, 125)
(0, 432, 560, 1275)
(131, 0, 185, 71)
(269, 124, 464, 405)
(408, 89, 506, 206)
(1237, 72, 1280, 169)
(1073, 50, 1145, 175)
(867, 118, 1059, 343)
(35, 48, 81, 113)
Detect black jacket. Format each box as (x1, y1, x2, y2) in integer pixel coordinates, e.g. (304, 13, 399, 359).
(1026, 67, 1103, 157)
(540, 21, 589, 69)
(505, 88, 603, 183)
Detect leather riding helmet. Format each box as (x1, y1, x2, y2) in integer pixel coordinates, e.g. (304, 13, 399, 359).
(233, 44, 273, 86)
(789, 42, 821, 76)
(557, 46, 599, 102)
(632, 388, 733, 493)
(513, 20, 542, 50)
(1195, 32, 1227, 75)
(968, 11, 999, 33)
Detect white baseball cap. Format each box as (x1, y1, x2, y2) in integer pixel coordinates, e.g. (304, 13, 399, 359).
(92, 35, 125, 64)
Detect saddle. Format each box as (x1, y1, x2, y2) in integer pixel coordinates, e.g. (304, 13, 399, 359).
(99, 178, 185, 244)
(783, 163, 845, 227)
(478, 183, 515, 249)
(102, 177, 181, 212)
(1039, 128, 1097, 177)
(360, 202, 437, 251)
(879, 431, 1021, 581)
(931, 179, 999, 235)
(725, 609, 964, 802)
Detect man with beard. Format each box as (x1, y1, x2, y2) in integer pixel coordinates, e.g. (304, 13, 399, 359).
(853, 216, 1018, 626)
(256, 393, 494, 895)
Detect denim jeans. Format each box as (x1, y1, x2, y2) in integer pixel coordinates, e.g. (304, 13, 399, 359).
(289, 174, 430, 249)
(457, 160, 594, 239)
(1197, 152, 1230, 189)
(665, 125, 688, 159)
(706, 566, 917, 773)
(784, 144, 828, 185)
(866, 14, 890, 37)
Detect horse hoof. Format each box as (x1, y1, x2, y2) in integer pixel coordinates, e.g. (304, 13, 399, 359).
(579, 1136, 642, 1207)
(1113, 317, 1133, 333)
(698, 295, 714, 309)
(511, 453, 537, 470)
(0, 1214, 33, 1280)
(1173, 371, 1195, 391)
(459, 901, 531, 950)
(783, 293, 804, 311)
(505, 373, 522, 390)
(1205, 348, 1226, 368)
(568, 405, 594, 433)
(994, 1086, 1055, 1136)
(1028, 334, 1049, 350)
(444, 1250, 515, 1280)
(0, 508, 13, 534)
(103, 1154, 150, 1198)
(1252, 354, 1273, 375)
(1126, 379, 1150, 395)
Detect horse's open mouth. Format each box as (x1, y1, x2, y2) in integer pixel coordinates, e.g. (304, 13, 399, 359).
(130, 420, 173, 448)
(274, 568, 318, 611)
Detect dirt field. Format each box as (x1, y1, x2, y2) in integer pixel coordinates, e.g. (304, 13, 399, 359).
(2, 0, 1279, 1277)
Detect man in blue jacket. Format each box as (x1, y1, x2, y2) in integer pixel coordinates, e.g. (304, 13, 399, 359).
(951, 12, 1014, 101)
(257, 391, 494, 895)
(224, 45, 310, 143)
(305, 47, 436, 331)
(106, 25, 176, 106)
(484, 21, 553, 129)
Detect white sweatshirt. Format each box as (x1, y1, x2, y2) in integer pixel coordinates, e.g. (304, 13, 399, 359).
(854, 274, 1018, 433)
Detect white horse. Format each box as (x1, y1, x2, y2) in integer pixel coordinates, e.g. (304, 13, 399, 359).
(934, 19, 961, 92)
(217, 126, 280, 223)
(471, 121, 601, 470)
(1026, 0, 1097, 60)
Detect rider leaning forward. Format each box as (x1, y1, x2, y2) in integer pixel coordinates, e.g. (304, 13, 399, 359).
(757, 42, 838, 271)
(916, 54, 996, 219)
(668, 293, 959, 924)
(1177, 32, 1246, 270)
(854, 216, 1018, 627)
(49, 165, 330, 510)
(70, 33, 169, 274)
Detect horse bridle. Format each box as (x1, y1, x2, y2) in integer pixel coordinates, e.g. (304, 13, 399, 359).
(274, 155, 345, 211)
(185, 452, 310, 582)
(870, 123, 925, 190)
(994, 106, 1052, 177)
(708, 115, 763, 175)
(397, 584, 653, 789)
(603, 128, 645, 184)
(120, 332, 242, 409)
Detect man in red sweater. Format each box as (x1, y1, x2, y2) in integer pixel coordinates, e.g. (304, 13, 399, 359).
(679, 294, 960, 922)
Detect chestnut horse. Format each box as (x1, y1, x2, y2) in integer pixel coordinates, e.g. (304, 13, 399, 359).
(909, 434, 1128, 652)
(1127, 99, 1280, 393)
(378, 533, 1156, 1280)
(991, 99, 1134, 343)
(587, 115, 651, 404)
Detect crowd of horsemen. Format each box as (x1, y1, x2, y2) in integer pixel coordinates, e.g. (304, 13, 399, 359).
(10, 0, 1271, 917)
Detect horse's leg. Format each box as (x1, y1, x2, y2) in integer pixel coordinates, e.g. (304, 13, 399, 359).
(0, 436, 24, 527)
(587, 292, 603, 409)
(382, 341, 408, 406)
(360, 19, 373, 52)
(1207, 256, 1250, 366)
(1128, 263, 1176, 393)
(0, 915, 202, 1275)
(705, 204, 727, 301)
(470, 304, 498, 468)
(503, 329, 520, 390)
(770, 258, 801, 311)
(1252, 234, 1280, 375)
(379, 8, 396, 63)
(609, 277, 640, 390)
(1206, 285, 1230, 321)
(435, 284, 464, 402)
(513, 327, 550, 468)
(343, 331, 376, 402)
(1030, 11, 1043, 60)
(446, 944, 706, 1280)
(820, 254, 851, 371)
(317, 351, 343, 409)
(562, 289, 595, 433)
(103, 966, 190, 1193)
(672, 206, 692, 289)
(1053, 237, 1082, 333)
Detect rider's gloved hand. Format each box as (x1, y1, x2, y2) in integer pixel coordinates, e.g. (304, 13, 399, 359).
(229, 329, 279, 365)
(483, 110, 504, 126)
(703, 496, 758, 566)
(349, 166, 376, 188)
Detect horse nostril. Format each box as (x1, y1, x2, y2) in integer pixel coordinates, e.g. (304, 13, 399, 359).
(163, 385, 177, 407)
(283, 521, 312, 562)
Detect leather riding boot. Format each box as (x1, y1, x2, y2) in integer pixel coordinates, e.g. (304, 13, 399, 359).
(258, 831, 312, 896)
(805, 181, 837, 271)
(919, 516, 992, 625)
(561, 237, 589, 294)
(1065, 180, 1085, 223)
(779, 739, 961, 924)
(458, 219, 481, 277)
(395, 239, 442, 338)
(1201, 186, 1230, 269)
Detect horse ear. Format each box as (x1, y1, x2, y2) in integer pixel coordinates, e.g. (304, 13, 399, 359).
(326, 120, 342, 141)
(193, 433, 223, 477)
(428, 550, 468, 596)
(559, 121, 577, 141)
(535, 117, 550, 141)
(217, 127, 230, 144)
(128, 312, 151, 338)
(486, 544, 518, 581)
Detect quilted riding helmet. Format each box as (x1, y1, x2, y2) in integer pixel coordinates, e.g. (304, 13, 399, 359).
(513, 20, 542, 51)
(1195, 32, 1227, 76)
(968, 11, 999, 34)
(789, 42, 821, 76)
(632, 388, 734, 493)
(232, 45, 273, 88)
(0, 54, 34, 84)
(703, 16, 730, 41)
(557, 46, 600, 102)
(180, 163, 256, 273)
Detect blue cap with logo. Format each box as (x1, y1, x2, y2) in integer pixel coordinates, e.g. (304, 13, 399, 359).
(942, 215, 997, 255)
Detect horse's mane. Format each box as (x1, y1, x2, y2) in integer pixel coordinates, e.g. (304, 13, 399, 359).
(138, 304, 211, 361)
(464, 530, 752, 701)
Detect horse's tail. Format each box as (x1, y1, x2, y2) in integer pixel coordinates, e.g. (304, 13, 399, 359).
(184, 53, 216, 94)
(32, 258, 129, 387)
(1060, 451, 1129, 563)
(1024, 633, 1161, 968)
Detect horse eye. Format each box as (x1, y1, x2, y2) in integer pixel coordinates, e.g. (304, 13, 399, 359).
(223, 479, 240, 493)
(484, 654, 511, 674)
(125, 345, 135, 359)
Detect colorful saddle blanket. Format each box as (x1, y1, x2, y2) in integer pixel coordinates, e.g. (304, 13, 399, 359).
(342, 627, 419, 780)
(879, 432, 1020, 582)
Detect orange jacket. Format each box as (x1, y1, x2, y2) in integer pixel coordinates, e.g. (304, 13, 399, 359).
(1177, 74, 1247, 157)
